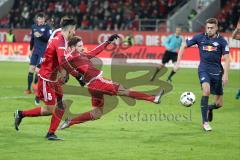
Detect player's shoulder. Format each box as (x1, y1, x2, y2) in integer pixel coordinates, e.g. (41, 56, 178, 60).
(217, 34, 228, 44)
(194, 33, 205, 38)
(187, 33, 204, 42)
(44, 23, 51, 29)
(67, 51, 80, 60)
(49, 33, 63, 45)
(51, 28, 62, 37)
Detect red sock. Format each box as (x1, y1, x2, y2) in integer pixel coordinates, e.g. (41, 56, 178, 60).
(48, 108, 64, 133)
(22, 107, 42, 117)
(128, 91, 154, 102)
(70, 111, 94, 126)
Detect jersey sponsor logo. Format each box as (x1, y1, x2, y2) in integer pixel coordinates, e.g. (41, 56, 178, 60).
(212, 42, 219, 46)
(40, 28, 45, 32)
(203, 45, 217, 52)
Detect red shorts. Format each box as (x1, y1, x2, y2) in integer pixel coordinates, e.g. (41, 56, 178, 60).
(38, 77, 63, 106)
(88, 77, 120, 108)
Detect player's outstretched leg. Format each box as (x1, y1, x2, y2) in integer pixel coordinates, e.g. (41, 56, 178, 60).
(118, 85, 165, 104)
(60, 107, 103, 130)
(14, 110, 23, 131)
(14, 107, 44, 131)
(60, 97, 104, 130)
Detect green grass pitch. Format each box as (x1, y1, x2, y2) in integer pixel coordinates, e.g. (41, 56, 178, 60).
(0, 61, 239, 160)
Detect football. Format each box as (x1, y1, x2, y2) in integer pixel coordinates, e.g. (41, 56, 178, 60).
(180, 91, 196, 107)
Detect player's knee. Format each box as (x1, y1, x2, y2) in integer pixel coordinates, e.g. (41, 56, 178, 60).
(35, 67, 40, 73)
(42, 106, 53, 115)
(117, 85, 128, 96)
(91, 108, 103, 120)
(29, 65, 35, 73)
(202, 89, 210, 96)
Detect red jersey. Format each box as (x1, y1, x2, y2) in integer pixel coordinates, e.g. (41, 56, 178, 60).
(67, 41, 109, 83)
(39, 31, 79, 82)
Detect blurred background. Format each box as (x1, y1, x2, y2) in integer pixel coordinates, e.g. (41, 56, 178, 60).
(0, 0, 239, 69)
(0, 0, 239, 31)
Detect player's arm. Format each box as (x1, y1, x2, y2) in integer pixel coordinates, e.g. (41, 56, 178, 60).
(87, 41, 110, 58)
(30, 28, 34, 53)
(223, 54, 230, 85)
(87, 34, 120, 58)
(57, 46, 85, 86)
(174, 40, 187, 71)
(39, 26, 52, 42)
(232, 20, 240, 40)
(222, 40, 230, 85)
(174, 34, 199, 71)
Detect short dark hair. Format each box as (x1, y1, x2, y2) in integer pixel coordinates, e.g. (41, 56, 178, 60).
(205, 18, 218, 25)
(36, 12, 45, 18)
(68, 36, 82, 47)
(60, 17, 76, 29)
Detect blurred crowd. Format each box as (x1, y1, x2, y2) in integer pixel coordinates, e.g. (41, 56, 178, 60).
(0, 0, 239, 32)
(0, 0, 180, 30)
(217, 0, 240, 32)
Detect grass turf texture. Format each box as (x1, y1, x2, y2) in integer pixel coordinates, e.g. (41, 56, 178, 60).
(0, 61, 239, 160)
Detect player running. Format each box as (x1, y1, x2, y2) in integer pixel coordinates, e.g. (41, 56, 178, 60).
(14, 17, 84, 140)
(174, 18, 230, 131)
(150, 26, 182, 82)
(59, 35, 165, 130)
(25, 13, 52, 105)
(24, 13, 52, 106)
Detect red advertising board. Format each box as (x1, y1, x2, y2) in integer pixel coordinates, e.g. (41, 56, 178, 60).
(0, 42, 239, 69)
(0, 29, 240, 48)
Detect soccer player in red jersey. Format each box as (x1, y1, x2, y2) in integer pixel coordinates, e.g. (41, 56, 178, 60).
(59, 35, 165, 130)
(14, 17, 84, 140)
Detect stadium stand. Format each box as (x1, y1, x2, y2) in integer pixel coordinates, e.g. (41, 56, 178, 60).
(217, 0, 240, 32)
(0, 0, 183, 30)
(0, 0, 239, 32)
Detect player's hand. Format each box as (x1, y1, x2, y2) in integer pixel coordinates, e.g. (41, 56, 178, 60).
(34, 32, 42, 37)
(61, 74, 69, 84)
(222, 74, 228, 86)
(75, 74, 85, 87)
(29, 50, 33, 59)
(108, 34, 120, 43)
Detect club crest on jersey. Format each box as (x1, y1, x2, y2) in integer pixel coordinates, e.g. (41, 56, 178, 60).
(40, 28, 45, 32)
(203, 45, 217, 52)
